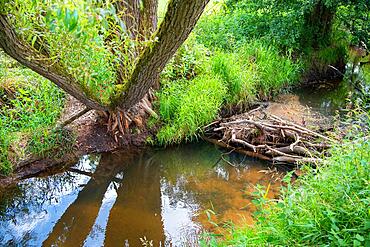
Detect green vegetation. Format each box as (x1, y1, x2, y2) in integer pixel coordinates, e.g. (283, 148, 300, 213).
(213, 138, 370, 246)
(157, 76, 226, 145)
(2, 0, 129, 105)
(155, 4, 304, 145)
(0, 52, 67, 174)
(156, 38, 302, 145)
(153, 0, 369, 145)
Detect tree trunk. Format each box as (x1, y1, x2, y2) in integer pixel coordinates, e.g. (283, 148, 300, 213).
(0, 14, 106, 111)
(303, 1, 336, 49)
(141, 0, 159, 38)
(116, 0, 210, 110)
(115, 0, 141, 39)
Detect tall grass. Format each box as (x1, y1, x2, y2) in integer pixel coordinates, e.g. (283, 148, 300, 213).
(210, 51, 256, 106)
(156, 39, 302, 145)
(156, 75, 226, 145)
(217, 139, 370, 246)
(239, 40, 302, 99)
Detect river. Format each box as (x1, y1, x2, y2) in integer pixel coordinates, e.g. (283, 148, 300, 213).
(0, 82, 347, 246)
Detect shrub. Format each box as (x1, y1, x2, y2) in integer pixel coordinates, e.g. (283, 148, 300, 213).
(0, 52, 66, 174)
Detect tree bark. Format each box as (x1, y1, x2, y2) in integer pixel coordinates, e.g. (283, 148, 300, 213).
(0, 14, 106, 111)
(141, 0, 159, 38)
(115, 0, 141, 39)
(116, 0, 210, 110)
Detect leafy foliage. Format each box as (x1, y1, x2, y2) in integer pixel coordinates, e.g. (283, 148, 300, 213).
(198, 0, 370, 51)
(0, 52, 66, 174)
(2, 0, 148, 106)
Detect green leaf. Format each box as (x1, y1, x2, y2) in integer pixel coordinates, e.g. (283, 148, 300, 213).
(68, 9, 78, 31)
(64, 8, 70, 28)
(355, 234, 364, 242)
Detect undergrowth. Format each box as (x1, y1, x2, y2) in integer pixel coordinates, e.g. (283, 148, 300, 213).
(156, 39, 301, 145)
(156, 75, 226, 145)
(214, 138, 370, 246)
(0, 52, 67, 174)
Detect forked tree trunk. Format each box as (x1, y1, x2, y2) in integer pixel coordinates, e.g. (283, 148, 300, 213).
(116, 0, 210, 110)
(0, 0, 209, 113)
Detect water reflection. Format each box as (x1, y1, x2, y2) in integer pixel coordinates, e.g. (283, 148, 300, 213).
(0, 142, 283, 246)
(295, 81, 349, 115)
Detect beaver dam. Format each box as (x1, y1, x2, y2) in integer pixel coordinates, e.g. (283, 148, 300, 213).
(204, 94, 338, 165)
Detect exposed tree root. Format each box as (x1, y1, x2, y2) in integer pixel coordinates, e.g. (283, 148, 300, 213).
(101, 90, 157, 142)
(204, 105, 336, 165)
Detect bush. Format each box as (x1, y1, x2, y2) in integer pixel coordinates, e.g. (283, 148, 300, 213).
(162, 34, 208, 82)
(0, 52, 66, 174)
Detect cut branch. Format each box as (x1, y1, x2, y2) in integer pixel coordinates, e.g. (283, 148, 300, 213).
(57, 107, 91, 129)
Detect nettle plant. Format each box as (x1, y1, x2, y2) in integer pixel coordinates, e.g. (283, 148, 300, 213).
(0, 0, 210, 137)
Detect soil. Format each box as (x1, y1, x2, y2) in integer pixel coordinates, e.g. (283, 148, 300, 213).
(0, 96, 151, 188)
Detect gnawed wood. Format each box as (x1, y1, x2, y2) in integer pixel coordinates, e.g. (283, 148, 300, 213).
(204, 105, 336, 165)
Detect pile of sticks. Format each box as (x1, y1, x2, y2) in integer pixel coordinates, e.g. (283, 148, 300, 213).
(204, 106, 336, 165)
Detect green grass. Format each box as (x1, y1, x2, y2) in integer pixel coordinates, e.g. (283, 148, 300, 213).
(156, 75, 226, 145)
(0, 52, 67, 174)
(156, 39, 302, 145)
(213, 138, 370, 246)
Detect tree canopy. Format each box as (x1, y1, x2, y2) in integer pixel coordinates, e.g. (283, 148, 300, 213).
(0, 0, 209, 111)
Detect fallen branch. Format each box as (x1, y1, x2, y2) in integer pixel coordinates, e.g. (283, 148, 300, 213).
(267, 113, 336, 142)
(204, 105, 334, 165)
(57, 107, 91, 129)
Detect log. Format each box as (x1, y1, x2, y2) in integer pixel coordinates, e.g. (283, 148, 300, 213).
(202, 137, 272, 161)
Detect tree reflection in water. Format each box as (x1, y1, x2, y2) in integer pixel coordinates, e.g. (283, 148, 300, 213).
(0, 142, 284, 246)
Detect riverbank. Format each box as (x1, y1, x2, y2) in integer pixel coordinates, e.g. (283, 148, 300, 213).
(0, 96, 150, 188)
(216, 137, 369, 246)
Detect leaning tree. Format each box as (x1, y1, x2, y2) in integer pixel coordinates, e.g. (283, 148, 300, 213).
(0, 0, 209, 137)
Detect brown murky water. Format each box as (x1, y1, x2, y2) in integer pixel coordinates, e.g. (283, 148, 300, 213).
(0, 142, 285, 246)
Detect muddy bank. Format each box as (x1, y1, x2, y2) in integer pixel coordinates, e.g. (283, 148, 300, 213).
(0, 97, 151, 188)
(0, 84, 344, 188)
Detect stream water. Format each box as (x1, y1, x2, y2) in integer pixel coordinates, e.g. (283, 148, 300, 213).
(0, 142, 284, 246)
(0, 82, 348, 246)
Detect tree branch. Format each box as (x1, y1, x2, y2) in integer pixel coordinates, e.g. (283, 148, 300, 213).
(0, 14, 107, 111)
(116, 0, 210, 110)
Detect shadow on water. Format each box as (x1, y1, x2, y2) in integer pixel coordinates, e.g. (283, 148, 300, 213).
(294, 80, 349, 115)
(0, 142, 284, 246)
